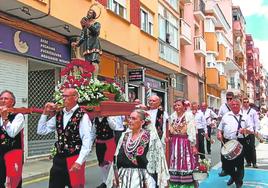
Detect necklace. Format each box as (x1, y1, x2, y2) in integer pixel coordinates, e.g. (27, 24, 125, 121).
(126, 130, 143, 153)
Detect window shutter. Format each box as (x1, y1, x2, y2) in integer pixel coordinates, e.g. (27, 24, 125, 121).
(96, 0, 107, 7)
(130, 0, 140, 27)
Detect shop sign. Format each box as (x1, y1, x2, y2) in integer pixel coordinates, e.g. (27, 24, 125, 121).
(128, 69, 144, 82)
(0, 23, 70, 64)
(145, 77, 166, 90)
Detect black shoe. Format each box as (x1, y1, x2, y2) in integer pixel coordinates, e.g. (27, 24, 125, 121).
(218, 170, 227, 177)
(253, 164, 258, 168)
(236, 182, 243, 188)
(96, 183, 107, 188)
(245, 163, 251, 167)
(208, 151, 211, 155)
(227, 178, 234, 186)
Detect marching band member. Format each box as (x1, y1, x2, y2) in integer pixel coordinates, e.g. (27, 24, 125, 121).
(217, 97, 253, 188)
(0, 90, 24, 188)
(217, 91, 234, 177)
(241, 97, 260, 168)
(37, 88, 93, 188)
(200, 102, 218, 155)
(191, 102, 207, 160)
(169, 99, 198, 188)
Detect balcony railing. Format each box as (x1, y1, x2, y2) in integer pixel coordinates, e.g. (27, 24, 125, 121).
(194, 36, 206, 57)
(159, 39, 179, 66)
(194, 0, 205, 20)
(180, 18, 192, 45)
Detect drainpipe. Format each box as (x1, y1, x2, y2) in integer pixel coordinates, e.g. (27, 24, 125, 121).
(27, 0, 51, 21)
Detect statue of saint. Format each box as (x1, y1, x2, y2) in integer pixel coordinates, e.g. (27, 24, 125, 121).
(71, 9, 102, 79)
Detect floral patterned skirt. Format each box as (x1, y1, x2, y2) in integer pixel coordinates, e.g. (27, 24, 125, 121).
(169, 134, 197, 185)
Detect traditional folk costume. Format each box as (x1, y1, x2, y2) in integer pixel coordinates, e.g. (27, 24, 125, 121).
(0, 113, 24, 188)
(169, 111, 197, 188)
(106, 125, 170, 188)
(147, 108, 169, 145)
(37, 105, 92, 188)
(218, 111, 253, 187)
(91, 117, 120, 187)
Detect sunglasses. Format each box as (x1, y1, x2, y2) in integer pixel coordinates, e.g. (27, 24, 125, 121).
(226, 98, 233, 101)
(243, 101, 249, 103)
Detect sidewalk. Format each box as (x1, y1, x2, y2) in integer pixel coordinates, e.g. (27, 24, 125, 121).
(22, 148, 98, 183)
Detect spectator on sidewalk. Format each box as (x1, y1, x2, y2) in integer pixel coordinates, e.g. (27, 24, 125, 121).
(37, 88, 93, 188)
(0, 90, 25, 188)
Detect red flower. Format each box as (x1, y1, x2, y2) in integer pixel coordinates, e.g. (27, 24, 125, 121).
(72, 117, 78, 122)
(67, 76, 75, 81)
(199, 165, 207, 172)
(69, 147, 75, 153)
(0, 134, 5, 139)
(136, 146, 144, 156)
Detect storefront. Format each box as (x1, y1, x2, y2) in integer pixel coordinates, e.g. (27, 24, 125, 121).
(0, 20, 70, 158)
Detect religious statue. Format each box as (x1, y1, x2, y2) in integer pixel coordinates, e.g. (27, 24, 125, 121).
(71, 4, 102, 79)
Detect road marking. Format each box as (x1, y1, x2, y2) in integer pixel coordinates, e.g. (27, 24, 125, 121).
(22, 162, 98, 186)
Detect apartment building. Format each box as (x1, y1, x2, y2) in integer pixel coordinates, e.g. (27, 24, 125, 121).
(0, 0, 181, 158)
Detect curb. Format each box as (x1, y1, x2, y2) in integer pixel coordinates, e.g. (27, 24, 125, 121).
(22, 158, 98, 184)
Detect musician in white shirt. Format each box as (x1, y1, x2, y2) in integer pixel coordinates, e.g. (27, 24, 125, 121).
(200, 102, 218, 154)
(192, 102, 207, 159)
(241, 97, 259, 168)
(217, 91, 234, 177)
(217, 97, 253, 188)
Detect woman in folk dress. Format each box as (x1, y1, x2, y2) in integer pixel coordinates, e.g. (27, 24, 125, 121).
(169, 99, 198, 188)
(106, 109, 169, 188)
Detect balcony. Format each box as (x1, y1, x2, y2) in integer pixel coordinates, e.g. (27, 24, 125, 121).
(234, 42, 245, 58)
(216, 44, 226, 61)
(159, 39, 179, 66)
(204, 32, 217, 52)
(233, 21, 243, 36)
(219, 75, 227, 90)
(180, 18, 192, 45)
(194, 0, 206, 21)
(206, 68, 220, 87)
(194, 36, 206, 57)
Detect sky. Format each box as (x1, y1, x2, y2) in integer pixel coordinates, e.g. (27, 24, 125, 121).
(232, 0, 268, 71)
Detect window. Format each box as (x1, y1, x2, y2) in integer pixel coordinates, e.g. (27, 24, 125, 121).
(140, 8, 154, 35)
(230, 77, 235, 89)
(167, 0, 178, 11)
(108, 0, 126, 18)
(158, 14, 178, 49)
(176, 75, 185, 92)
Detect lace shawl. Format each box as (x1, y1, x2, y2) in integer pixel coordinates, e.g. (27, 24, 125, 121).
(106, 127, 170, 188)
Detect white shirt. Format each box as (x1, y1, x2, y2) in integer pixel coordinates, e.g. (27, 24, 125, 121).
(37, 104, 93, 165)
(241, 107, 260, 132)
(194, 110, 207, 133)
(218, 111, 253, 139)
(201, 108, 218, 126)
(90, 116, 125, 141)
(0, 113, 24, 138)
(218, 103, 231, 118)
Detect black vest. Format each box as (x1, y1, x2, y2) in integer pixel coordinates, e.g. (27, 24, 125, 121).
(55, 108, 84, 156)
(155, 109, 164, 139)
(0, 114, 22, 154)
(94, 117, 114, 140)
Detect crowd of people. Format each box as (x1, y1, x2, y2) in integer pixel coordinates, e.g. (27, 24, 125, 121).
(0, 89, 267, 188)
